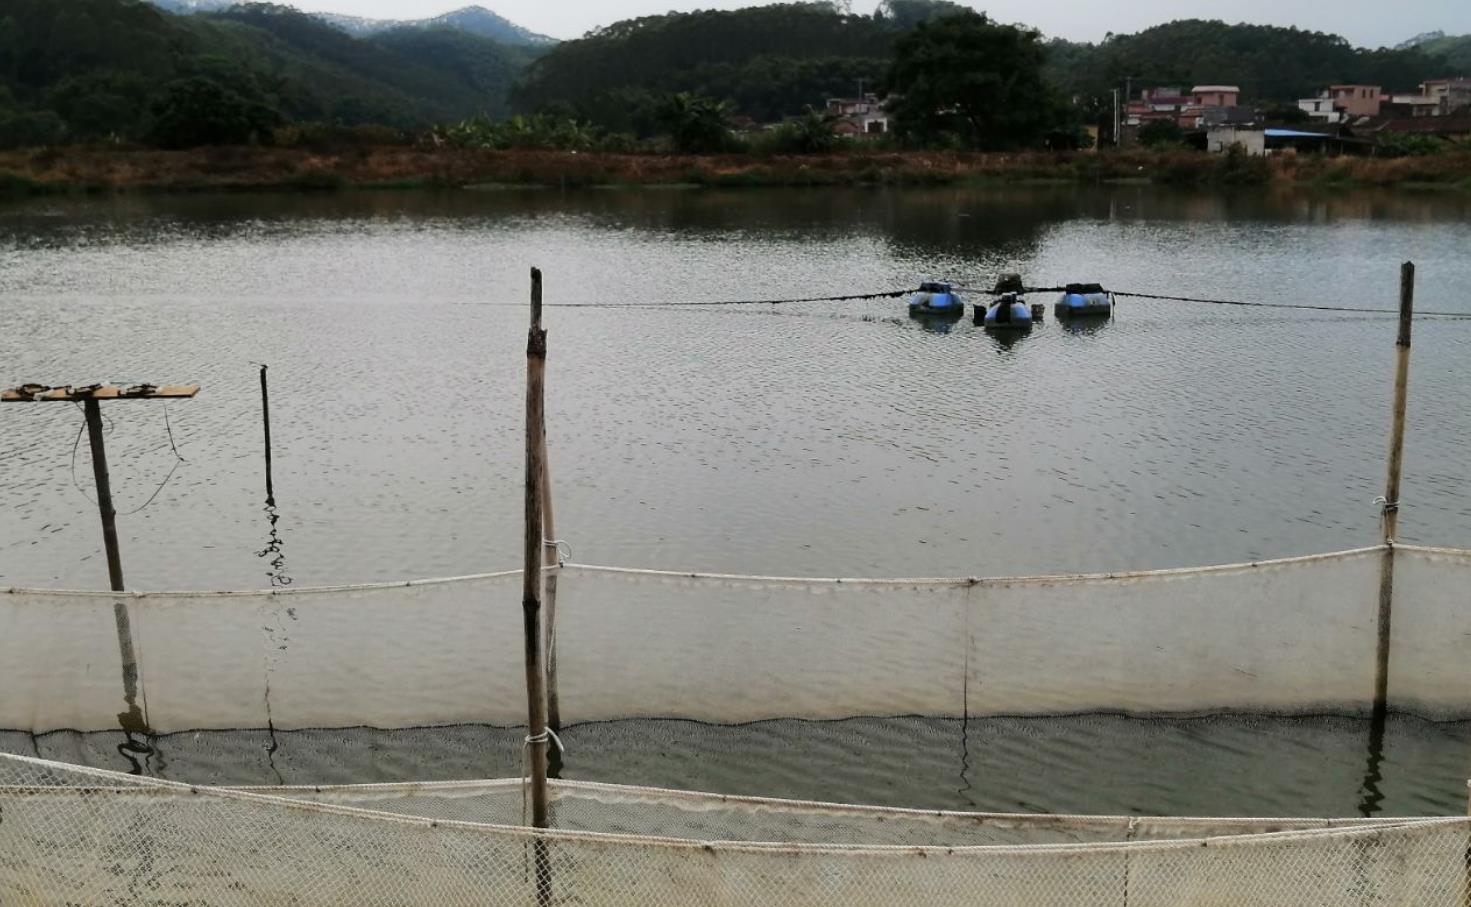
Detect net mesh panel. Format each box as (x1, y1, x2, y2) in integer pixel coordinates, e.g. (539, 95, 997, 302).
(1388, 547, 1471, 715)
(555, 549, 1385, 722)
(2, 546, 1443, 734)
(249, 778, 1417, 844)
(3, 753, 1469, 907)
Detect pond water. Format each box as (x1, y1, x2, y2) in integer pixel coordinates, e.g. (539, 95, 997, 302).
(2, 184, 1470, 816)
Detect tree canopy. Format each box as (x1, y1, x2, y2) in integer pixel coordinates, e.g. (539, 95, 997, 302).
(885, 11, 1059, 149)
(512, 4, 898, 130)
(1045, 20, 1448, 107)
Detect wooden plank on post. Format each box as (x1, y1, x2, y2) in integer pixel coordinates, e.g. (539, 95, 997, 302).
(522, 266, 553, 905)
(2, 385, 200, 402)
(1372, 261, 1414, 722)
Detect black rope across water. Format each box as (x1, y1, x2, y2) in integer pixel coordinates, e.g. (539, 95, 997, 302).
(550, 288, 913, 309)
(1107, 290, 1471, 320)
(462, 283, 1471, 320)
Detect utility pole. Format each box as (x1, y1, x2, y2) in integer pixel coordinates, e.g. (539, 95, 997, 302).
(3, 382, 200, 736)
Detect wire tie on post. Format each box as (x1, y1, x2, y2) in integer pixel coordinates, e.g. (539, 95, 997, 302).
(525, 727, 565, 754)
(521, 727, 566, 828)
(1373, 496, 1400, 514)
(542, 539, 572, 565)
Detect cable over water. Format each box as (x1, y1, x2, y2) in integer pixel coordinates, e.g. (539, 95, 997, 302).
(458, 282, 1471, 319)
(1106, 290, 1471, 320)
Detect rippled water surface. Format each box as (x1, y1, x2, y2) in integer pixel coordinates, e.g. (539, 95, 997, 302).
(2, 185, 1470, 815)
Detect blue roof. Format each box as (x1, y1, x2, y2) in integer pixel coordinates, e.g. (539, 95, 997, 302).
(1265, 129, 1334, 138)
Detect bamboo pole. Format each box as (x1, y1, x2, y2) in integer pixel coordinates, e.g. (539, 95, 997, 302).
(84, 399, 125, 592)
(541, 456, 562, 736)
(83, 397, 148, 735)
(260, 365, 275, 506)
(522, 267, 553, 904)
(1372, 261, 1414, 722)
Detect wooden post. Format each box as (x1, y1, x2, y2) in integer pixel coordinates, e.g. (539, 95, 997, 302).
(4, 385, 199, 740)
(523, 267, 553, 904)
(1372, 261, 1414, 723)
(260, 365, 275, 506)
(542, 458, 562, 736)
(83, 398, 125, 592)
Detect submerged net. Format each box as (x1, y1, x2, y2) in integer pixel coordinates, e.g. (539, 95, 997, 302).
(2, 752, 1469, 907)
(4, 545, 1471, 735)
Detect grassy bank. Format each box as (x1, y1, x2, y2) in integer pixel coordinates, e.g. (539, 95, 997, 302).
(2, 146, 1470, 196)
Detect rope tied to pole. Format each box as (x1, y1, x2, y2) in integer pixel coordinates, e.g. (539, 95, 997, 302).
(542, 539, 572, 566)
(521, 728, 566, 827)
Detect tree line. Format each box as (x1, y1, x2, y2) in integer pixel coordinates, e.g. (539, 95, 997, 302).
(0, 0, 1457, 153)
(0, 0, 538, 149)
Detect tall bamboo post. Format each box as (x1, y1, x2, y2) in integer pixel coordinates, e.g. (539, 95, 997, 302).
(83, 397, 146, 734)
(522, 267, 553, 904)
(1372, 261, 1414, 723)
(541, 457, 562, 736)
(260, 365, 275, 506)
(83, 399, 126, 592)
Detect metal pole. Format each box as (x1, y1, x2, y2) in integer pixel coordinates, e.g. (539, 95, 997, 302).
(260, 364, 274, 506)
(83, 398, 125, 592)
(1372, 261, 1414, 723)
(523, 266, 552, 904)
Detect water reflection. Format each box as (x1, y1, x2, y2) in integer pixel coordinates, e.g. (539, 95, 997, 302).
(257, 501, 292, 588)
(909, 311, 965, 334)
(1060, 316, 1113, 337)
(1357, 714, 1388, 817)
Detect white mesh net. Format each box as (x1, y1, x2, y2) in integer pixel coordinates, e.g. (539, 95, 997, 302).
(3, 752, 1469, 907)
(2, 546, 1463, 734)
(4, 547, 1471, 902)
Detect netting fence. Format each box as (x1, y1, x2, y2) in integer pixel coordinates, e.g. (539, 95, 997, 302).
(4, 544, 1471, 734)
(3, 751, 1470, 907)
(6, 544, 1471, 902)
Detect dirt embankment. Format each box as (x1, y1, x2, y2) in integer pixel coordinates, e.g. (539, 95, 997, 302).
(2, 146, 1469, 195)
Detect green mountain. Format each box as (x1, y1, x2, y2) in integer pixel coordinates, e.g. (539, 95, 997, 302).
(1045, 20, 1449, 104)
(146, 1, 555, 46)
(1404, 33, 1471, 73)
(511, 1, 968, 131)
(0, 0, 540, 147)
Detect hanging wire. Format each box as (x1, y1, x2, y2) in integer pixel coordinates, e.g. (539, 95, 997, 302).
(118, 403, 187, 517)
(66, 402, 188, 516)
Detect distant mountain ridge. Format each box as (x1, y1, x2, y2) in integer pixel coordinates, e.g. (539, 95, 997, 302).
(1398, 31, 1471, 73)
(146, 1, 556, 46)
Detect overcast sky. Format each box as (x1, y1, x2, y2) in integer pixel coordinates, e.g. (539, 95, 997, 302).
(286, 0, 1470, 47)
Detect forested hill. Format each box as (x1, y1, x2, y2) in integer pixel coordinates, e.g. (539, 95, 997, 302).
(1402, 32, 1471, 73)
(0, 0, 541, 147)
(1045, 20, 1446, 104)
(510, 1, 969, 129)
